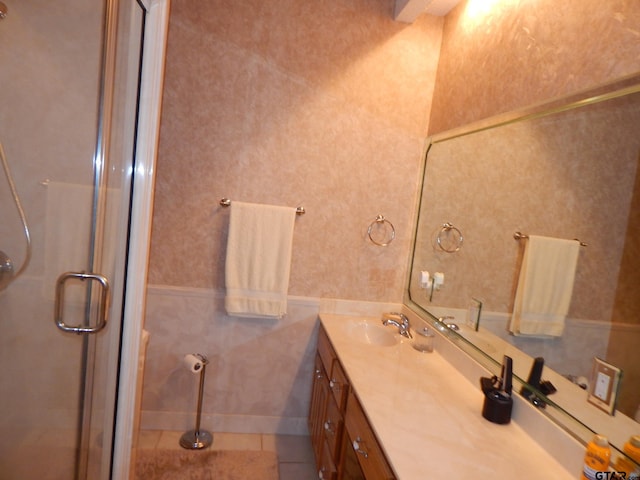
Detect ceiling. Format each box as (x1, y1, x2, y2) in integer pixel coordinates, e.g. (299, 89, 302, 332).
(394, 0, 462, 22)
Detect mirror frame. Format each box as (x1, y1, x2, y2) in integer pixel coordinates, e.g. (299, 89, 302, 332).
(404, 72, 640, 455)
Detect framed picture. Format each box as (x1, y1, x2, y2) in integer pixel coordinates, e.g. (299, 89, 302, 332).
(587, 357, 622, 415)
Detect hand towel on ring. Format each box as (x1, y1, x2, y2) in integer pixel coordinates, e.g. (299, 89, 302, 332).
(224, 201, 296, 319)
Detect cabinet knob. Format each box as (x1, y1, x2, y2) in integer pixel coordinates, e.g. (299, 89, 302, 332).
(329, 379, 340, 391)
(353, 436, 369, 458)
(324, 420, 335, 435)
(318, 467, 325, 479)
(315, 368, 323, 379)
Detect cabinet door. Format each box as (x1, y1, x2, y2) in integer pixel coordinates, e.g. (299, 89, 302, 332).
(318, 438, 338, 480)
(318, 325, 336, 373)
(339, 428, 366, 480)
(344, 391, 396, 480)
(309, 353, 329, 466)
(323, 392, 344, 461)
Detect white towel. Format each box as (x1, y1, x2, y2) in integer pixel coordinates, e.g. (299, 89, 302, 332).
(224, 201, 296, 319)
(509, 235, 580, 337)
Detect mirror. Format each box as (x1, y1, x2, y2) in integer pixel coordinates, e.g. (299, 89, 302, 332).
(406, 74, 640, 452)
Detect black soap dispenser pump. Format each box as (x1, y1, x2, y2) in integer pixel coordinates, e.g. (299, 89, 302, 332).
(480, 355, 513, 425)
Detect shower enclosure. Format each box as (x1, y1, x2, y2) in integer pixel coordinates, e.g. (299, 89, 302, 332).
(0, 0, 168, 478)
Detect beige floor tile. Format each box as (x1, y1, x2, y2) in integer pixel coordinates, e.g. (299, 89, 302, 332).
(137, 429, 162, 449)
(210, 432, 262, 451)
(278, 461, 318, 480)
(156, 430, 185, 450)
(262, 434, 315, 463)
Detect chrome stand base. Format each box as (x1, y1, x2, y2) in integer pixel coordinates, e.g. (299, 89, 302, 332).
(179, 429, 213, 450)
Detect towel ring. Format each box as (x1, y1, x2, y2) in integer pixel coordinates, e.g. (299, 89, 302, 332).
(367, 215, 395, 247)
(437, 222, 463, 253)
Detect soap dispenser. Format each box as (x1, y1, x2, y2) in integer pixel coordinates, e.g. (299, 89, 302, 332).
(480, 355, 513, 425)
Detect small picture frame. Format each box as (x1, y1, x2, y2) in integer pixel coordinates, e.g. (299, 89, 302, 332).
(587, 357, 622, 415)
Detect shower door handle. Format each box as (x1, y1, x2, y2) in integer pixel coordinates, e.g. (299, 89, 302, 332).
(54, 272, 110, 334)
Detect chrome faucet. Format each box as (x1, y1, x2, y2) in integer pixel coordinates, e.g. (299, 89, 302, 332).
(437, 315, 459, 331)
(381, 312, 412, 339)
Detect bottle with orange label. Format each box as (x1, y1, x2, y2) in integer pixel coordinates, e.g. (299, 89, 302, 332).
(613, 435, 640, 478)
(581, 434, 611, 480)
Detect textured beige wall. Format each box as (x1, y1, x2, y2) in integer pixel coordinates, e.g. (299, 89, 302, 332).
(429, 0, 640, 134)
(150, 0, 640, 300)
(148, 0, 444, 301)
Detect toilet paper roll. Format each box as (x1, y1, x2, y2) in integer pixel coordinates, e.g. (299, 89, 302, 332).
(183, 354, 204, 373)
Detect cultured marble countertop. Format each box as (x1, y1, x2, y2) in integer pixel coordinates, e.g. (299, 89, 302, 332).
(320, 313, 577, 479)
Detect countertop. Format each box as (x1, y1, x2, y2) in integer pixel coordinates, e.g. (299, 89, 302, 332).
(319, 313, 578, 479)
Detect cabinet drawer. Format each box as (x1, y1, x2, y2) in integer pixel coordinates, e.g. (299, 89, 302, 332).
(344, 391, 395, 480)
(318, 437, 338, 480)
(317, 325, 336, 375)
(329, 358, 349, 410)
(323, 393, 343, 461)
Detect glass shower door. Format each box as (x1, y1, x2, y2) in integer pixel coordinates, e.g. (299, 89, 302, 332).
(0, 1, 144, 478)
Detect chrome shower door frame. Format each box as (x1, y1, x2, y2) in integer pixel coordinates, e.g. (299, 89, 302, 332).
(73, 1, 147, 478)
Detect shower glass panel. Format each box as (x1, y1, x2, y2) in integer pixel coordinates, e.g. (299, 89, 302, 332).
(0, 1, 145, 478)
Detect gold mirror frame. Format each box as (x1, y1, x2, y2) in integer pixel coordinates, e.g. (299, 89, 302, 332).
(405, 72, 640, 454)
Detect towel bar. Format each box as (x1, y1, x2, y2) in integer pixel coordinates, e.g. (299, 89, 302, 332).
(220, 197, 305, 215)
(514, 231, 587, 247)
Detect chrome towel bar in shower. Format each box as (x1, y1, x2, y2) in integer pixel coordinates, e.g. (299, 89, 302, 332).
(514, 231, 587, 247)
(219, 197, 306, 215)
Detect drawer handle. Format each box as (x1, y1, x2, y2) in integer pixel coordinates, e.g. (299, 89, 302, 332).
(324, 420, 335, 435)
(329, 379, 341, 391)
(353, 436, 369, 459)
(315, 368, 324, 379)
(318, 467, 326, 479)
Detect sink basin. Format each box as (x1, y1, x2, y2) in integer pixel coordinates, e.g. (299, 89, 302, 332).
(346, 321, 399, 347)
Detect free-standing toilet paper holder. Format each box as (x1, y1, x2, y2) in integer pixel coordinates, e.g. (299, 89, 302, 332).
(180, 353, 213, 449)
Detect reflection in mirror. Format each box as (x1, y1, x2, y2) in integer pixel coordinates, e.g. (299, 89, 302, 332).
(407, 76, 640, 452)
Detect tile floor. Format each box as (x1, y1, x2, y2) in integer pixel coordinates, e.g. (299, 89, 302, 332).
(136, 430, 317, 480)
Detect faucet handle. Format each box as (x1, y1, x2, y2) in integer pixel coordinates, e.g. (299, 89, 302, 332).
(381, 312, 412, 338)
(383, 312, 409, 323)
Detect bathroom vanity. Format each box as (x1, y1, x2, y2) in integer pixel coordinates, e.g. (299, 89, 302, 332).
(308, 312, 581, 479)
(309, 321, 396, 479)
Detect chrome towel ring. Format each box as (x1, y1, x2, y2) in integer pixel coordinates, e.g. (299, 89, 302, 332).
(437, 222, 463, 253)
(368, 215, 395, 247)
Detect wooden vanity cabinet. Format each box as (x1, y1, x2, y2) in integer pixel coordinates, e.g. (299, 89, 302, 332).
(329, 357, 349, 410)
(309, 353, 329, 464)
(324, 389, 344, 460)
(309, 325, 396, 480)
(344, 390, 395, 480)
